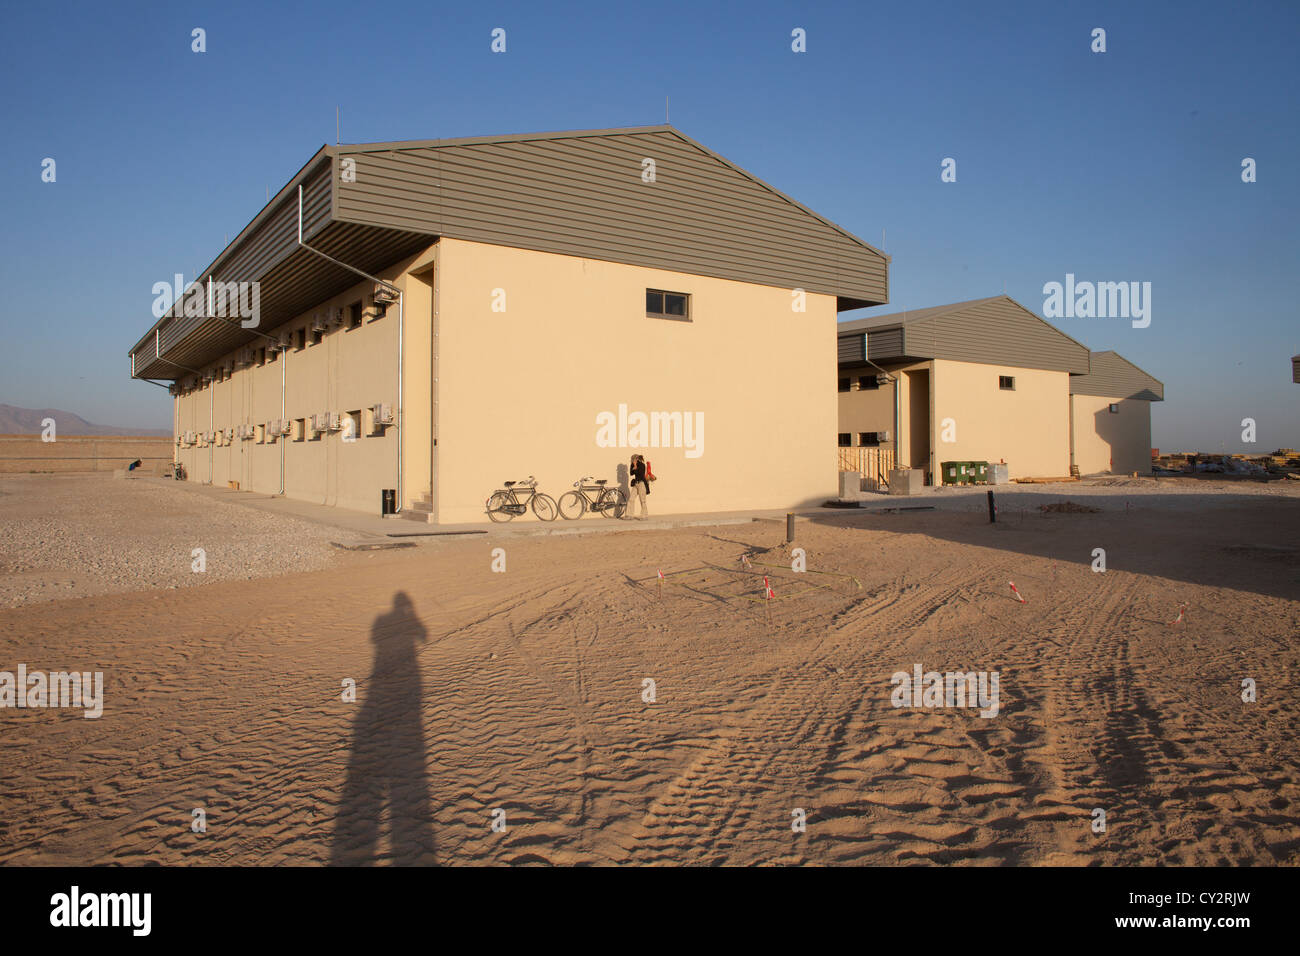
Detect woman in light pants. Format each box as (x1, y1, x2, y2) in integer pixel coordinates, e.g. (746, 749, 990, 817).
(626, 453, 649, 519)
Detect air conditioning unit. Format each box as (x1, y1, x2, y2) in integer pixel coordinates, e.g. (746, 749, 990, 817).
(311, 313, 330, 333)
(373, 284, 399, 306)
(876, 374, 893, 386)
(278, 330, 293, 349)
(371, 402, 394, 425)
(183, 431, 196, 445)
(330, 307, 345, 328)
(236, 347, 255, 367)
(863, 430, 891, 444)
(279, 419, 293, 436)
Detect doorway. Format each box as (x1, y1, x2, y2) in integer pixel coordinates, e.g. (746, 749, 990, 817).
(905, 368, 930, 482)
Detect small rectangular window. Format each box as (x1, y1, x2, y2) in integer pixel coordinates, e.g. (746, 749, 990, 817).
(256, 424, 265, 444)
(312, 328, 324, 345)
(1109, 403, 1120, 413)
(345, 409, 362, 441)
(858, 376, 879, 390)
(268, 348, 278, 363)
(838, 377, 851, 392)
(258, 348, 266, 366)
(294, 418, 306, 442)
(646, 288, 690, 321)
(349, 301, 363, 329)
(295, 328, 307, 351)
(859, 432, 882, 446)
(999, 375, 1015, 390)
(837, 433, 851, 447)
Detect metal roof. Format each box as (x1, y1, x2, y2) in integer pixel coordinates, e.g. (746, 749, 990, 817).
(1070, 350, 1164, 401)
(130, 125, 891, 379)
(836, 295, 1092, 374)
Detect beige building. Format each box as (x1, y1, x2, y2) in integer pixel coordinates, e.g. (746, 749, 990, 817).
(837, 296, 1164, 483)
(130, 126, 890, 521)
(1068, 351, 1164, 475)
(837, 296, 1091, 482)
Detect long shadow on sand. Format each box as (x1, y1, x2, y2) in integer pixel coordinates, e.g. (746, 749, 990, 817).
(331, 591, 436, 865)
(803, 486, 1300, 602)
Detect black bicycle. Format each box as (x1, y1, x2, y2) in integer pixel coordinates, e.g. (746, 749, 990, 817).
(558, 476, 626, 519)
(485, 476, 558, 522)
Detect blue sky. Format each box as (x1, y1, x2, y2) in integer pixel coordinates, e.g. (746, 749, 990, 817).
(1, 0, 1296, 450)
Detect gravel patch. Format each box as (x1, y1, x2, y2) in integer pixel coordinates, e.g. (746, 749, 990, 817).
(0, 473, 344, 609)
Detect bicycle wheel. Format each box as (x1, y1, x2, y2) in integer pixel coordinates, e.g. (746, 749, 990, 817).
(531, 493, 558, 521)
(597, 488, 626, 519)
(486, 491, 515, 522)
(558, 491, 586, 520)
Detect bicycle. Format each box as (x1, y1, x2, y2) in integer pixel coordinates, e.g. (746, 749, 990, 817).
(558, 476, 627, 519)
(485, 476, 558, 522)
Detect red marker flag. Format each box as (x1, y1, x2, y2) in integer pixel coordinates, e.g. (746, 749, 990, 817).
(1009, 581, 1027, 604)
(1167, 602, 1187, 626)
(763, 575, 775, 600)
(657, 569, 664, 580)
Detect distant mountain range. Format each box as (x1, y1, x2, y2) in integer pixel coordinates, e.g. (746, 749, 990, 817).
(0, 404, 171, 437)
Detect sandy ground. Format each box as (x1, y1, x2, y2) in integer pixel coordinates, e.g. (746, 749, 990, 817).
(0, 474, 345, 608)
(1, 476, 1298, 865)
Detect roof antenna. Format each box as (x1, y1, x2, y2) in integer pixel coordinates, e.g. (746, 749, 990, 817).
(336, 106, 340, 145)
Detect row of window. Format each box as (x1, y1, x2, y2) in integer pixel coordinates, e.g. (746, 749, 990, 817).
(176, 301, 371, 394)
(841, 373, 1020, 392)
(838, 375, 883, 392)
(839, 432, 888, 447)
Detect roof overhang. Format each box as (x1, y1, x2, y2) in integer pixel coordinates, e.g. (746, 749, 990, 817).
(129, 147, 437, 381)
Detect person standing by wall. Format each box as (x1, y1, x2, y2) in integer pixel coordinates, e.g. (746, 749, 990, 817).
(626, 453, 649, 520)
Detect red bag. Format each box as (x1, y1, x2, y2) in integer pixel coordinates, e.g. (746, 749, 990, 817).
(645, 460, 657, 481)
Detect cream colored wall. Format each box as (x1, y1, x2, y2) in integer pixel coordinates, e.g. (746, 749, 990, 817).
(170, 260, 424, 514)
(931, 359, 1070, 479)
(434, 237, 839, 523)
(401, 264, 435, 509)
(1071, 394, 1153, 475)
(837, 378, 896, 449)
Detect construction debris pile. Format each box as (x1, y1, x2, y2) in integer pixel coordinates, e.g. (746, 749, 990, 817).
(1152, 448, 1299, 479)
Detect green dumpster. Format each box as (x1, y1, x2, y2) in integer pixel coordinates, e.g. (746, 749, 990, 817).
(941, 461, 967, 485)
(968, 460, 989, 484)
